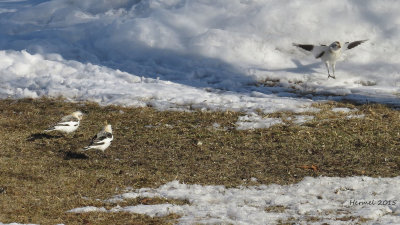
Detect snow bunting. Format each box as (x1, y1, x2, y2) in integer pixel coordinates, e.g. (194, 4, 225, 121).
(44, 111, 83, 133)
(82, 123, 113, 152)
(293, 40, 367, 79)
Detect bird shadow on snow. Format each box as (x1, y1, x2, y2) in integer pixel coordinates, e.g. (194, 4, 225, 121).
(255, 59, 322, 75)
(251, 58, 400, 106)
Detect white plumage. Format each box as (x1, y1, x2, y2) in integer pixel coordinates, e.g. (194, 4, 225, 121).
(82, 123, 113, 152)
(293, 40, 367, 79)
(44, 111, 83, 133)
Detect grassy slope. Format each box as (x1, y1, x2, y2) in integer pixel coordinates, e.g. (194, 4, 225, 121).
(0, 98, 399, 224)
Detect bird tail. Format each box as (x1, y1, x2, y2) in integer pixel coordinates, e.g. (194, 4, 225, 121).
(44, 127, 54, 132)
(81, 146, 92, 151)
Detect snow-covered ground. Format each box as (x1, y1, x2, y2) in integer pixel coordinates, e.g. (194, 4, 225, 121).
(1, 0, 400, 112)
(1, 0, 400, 224)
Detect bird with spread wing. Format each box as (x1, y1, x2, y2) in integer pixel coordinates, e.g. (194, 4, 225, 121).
(293, 40, 367, 79)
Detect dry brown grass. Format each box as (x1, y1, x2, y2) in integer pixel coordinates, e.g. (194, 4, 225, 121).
(0, 97, 400, 224)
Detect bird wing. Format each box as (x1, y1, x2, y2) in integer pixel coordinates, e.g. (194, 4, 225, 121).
(60, 114, 79, 122)
(45, 116, 78, 130)
(56, 121, 78, 127)
(89, 131, 112, 146)
(292, 43, 329, 59)
(343, 40, 368, 50)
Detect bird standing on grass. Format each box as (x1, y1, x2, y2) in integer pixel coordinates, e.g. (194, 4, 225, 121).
(293, 40, 367, 79)
(81, 122, 113, 152)
(44, 111, 83, 134)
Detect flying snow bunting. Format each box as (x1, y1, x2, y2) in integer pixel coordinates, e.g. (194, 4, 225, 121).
(293, 40, 367, 79)
(44, 111, 83, 133)
(82, 122, 113, 152)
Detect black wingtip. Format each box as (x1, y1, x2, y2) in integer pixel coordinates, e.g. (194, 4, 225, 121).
(347, 40, 368, 49)
(316, 51, 325, 59)
(293, 43, 314, 52)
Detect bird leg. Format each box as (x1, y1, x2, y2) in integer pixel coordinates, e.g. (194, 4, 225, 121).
(326, 62, 335, 79)
(330, 63, 336, 79)
(325, 62, 331, 78)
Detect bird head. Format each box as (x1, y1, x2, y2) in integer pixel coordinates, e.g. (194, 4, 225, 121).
(330, 41, 341, 50)
(104, 122, 112, 133)
(72, 111, 84, 120)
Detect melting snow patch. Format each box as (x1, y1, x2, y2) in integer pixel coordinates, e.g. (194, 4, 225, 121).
(69, 177, 400, 224)
(331, 107, 365, 120)
(236, 113, 315, 130)
(67, 206, 107, 213)
(332, 107, 358, 113)
(110, 204, 184, 217)
(236, 113, 283, 130)
(346, 114, 365, 119)
(291, 115, 315, 124)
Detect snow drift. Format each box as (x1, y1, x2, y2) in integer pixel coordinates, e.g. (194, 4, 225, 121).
(0, 0, 400, 111)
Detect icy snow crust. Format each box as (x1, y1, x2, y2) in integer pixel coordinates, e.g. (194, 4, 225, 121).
(0, 50, 311, 112)
(1, 0, 400, 112)
(70, 177, 400, 224)
(1, 1, 400, 224)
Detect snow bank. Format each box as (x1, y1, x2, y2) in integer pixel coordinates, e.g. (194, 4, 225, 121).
(0, 0, 400, 111)
(0, 49, 312, 113)
(69, 177, 400, 224)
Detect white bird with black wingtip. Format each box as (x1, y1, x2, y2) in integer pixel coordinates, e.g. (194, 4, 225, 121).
(82, 122, 113, 152)
(44, 111, 83, 134)
(293, 40, 367, 79)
